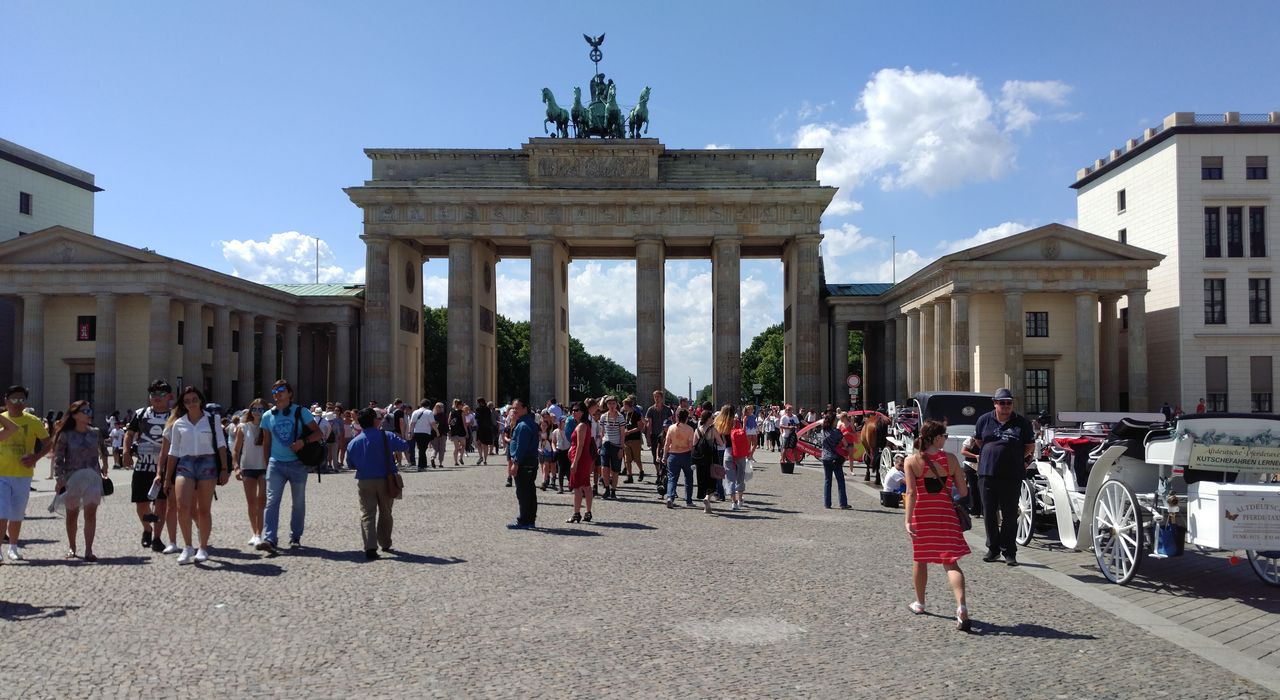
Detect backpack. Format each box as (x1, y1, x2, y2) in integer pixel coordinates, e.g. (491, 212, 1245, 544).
(692, 426, 713, 465)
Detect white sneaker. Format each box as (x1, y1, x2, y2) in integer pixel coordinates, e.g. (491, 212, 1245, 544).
(162, 543, 181, 554)
(194, 548, 209, 563)
(731, 502, 740, 511)
(7, 545, 22, 560)
(248, 535, 261, 546)
(177, 547, 194, 564)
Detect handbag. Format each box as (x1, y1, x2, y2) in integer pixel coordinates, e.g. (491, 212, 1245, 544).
(382, 432, 404, 500)
(954, 502, 972, 531)
(206, 414, 229, 485)
(101, 477, 114, 496)
(710, 463, 726, 480)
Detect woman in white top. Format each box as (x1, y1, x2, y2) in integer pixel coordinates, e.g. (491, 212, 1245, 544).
(233, 399, 268, 547)
(161, 386, 229, 564)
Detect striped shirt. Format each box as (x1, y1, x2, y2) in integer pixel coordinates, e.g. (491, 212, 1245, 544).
(599, 412, 626, 445)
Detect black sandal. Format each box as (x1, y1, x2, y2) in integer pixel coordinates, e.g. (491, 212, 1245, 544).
(566, 512, 581, 524)
(583, 511, 592, 523)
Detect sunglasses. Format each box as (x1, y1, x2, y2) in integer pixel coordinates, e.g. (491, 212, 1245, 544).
(5, 396, 26, 404)
(80, 407, 94, 417)
(251, 407, 264, 414)
(994, 400, 1013, 406)
(271, 386, 288, 395)
(149, 391, 170, 399)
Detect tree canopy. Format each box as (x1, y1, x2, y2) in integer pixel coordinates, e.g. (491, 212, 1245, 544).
(739, 323, 862, 406)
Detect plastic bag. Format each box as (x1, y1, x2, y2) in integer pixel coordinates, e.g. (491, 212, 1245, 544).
(744, 458, 754, 482)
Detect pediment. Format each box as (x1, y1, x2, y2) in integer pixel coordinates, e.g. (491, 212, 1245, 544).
(0, 226, 166, 266)
(953, 223, 1162, 264)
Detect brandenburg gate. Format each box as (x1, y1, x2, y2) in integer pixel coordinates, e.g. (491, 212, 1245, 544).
(346, 138, 835, 408)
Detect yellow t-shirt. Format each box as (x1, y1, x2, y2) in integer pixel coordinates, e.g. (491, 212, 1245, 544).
(0, 412, 50, 477)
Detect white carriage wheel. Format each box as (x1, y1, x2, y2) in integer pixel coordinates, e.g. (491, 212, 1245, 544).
(1247, 550, 1280, 588)
(879, 447, 894, 484)
(1092, 480, 1145, 585)
(1015, 478, 1035, 546)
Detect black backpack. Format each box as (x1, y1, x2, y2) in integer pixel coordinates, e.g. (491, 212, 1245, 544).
(692, 426, 713, 465)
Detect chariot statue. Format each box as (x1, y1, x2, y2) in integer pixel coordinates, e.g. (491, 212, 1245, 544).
(540, 33, 651, 139)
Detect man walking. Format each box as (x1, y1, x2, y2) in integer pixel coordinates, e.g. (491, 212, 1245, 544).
(0, 386, 50, 560)
(972, 387, 1035, 566)
(124, 380, 176, 553)
(258, 380, 323, 553)
(346, 408, 408, 559)
(408, 399, 436, 470)
(644, 390, 672, 472)
(506, 399, 539, 529)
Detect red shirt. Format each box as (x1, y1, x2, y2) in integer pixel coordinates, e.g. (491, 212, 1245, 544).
(730, 428, 752, 458)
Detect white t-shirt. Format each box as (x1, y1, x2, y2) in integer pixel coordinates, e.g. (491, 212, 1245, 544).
(883, 467, 906, 494)
(409, 407, 435, 435)
(109, 427, 125, 449)
(237, 423, 266, 470)
(552, 427, 569, 451)
(779, 414, 800, 435)
(165, 414, 228, 458)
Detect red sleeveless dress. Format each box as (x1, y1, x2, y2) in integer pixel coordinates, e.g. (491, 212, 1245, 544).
(567, 424, 595, 489)
(910, 451, 970, 564)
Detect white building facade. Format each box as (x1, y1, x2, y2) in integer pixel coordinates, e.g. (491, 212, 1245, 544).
(0, 137, 98, 242)
(1075, 111, 1280, 413)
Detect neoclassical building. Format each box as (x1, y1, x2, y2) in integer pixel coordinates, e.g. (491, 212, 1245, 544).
(0, 226, 362, 414)
(821, 224, 1162, 415)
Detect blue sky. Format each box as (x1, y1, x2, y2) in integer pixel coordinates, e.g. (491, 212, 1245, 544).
(4, 1, 1278, 392)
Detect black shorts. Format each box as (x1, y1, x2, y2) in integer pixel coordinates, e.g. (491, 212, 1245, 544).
(556, 449, 570, 477)
(130, 470, 165, 503)
(241, 469, 266, 479)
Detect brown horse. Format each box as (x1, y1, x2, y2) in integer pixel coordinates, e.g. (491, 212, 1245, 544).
(860, 413, 888, 484)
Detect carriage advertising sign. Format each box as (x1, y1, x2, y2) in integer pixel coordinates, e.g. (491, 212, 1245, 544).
(1187, 443, 1280, 474)
(1187, 483, 1280, 550)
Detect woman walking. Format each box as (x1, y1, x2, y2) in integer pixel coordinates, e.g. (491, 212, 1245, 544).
(904, 419, 971, 631)
(51, 401, 109, 561)
(724, 417, 751, 511)
(818, 411, 856, 509)
(664, 408, 696, 508)
(233, 399, 268, 547)
(430, 402, 447, 468)
(565, 403, 595, 523)
(448, 399, 467, 466)
(552, 413, 570, 493)
(539, 412, 557, 490)
(162, 386, 230, 564)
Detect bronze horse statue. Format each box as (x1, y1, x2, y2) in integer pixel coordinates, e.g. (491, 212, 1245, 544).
(628, 86, 651, 139)
(571, 86, 589, 139)
(541, 88, 569, 138)
(605, 85, 625, 139)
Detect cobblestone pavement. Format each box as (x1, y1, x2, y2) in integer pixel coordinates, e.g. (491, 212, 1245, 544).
(0, 451, 1272, 698)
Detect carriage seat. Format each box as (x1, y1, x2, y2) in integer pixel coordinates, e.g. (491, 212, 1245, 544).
(1109, 417, 1170, 441)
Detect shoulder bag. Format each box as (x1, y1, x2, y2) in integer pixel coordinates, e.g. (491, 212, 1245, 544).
(382, 431, 404, 500)
(207, 413, 229, 487)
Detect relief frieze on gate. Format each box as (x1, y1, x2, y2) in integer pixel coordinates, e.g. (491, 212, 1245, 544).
(365, 202, 819, 226)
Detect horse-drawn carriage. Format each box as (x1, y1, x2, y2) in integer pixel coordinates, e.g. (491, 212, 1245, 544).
(1018, 411, 1280, 587)
(880, 392, 987, 483)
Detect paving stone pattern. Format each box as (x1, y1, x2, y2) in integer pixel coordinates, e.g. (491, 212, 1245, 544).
(0, 451, 1271, 698)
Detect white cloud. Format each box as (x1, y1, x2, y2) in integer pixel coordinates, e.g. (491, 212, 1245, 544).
(938, 221, 1030, 253)
(998, 80, 1073, 133)
(423, 274, 447, 307)
(704, 143, 731, 150)
(220, 231, 363, 284)
(796, 68, 1073, 215)
(821, 222, 882, 258)
(874, 249, 930, 284)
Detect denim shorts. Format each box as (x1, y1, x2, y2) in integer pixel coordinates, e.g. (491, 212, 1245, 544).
(176, 454, 219, 481)
(602, 443, 622, 471)
(0, 476, 32, 521)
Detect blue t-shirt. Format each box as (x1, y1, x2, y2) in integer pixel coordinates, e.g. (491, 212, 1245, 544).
(974, 410, 1035, 479)
(259, 404, 317, 462)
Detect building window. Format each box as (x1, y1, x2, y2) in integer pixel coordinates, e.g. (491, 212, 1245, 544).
(177, 320, 184, 345)
(1025, 369, 1051, 416)
(232, 330, 240, 353)
(1025, 311, 1049, 337)
(1204, 278, 1226, 324)
(73, 372, 95, 404)
(1202, 156, 1223, 180)
(1116, 189, 1126, 213)
(206, 326, 214, 350)
(1204, 207, 1221, 257)
(76, 316, 96, 341)
(1250, 278, 1271, 324)
(1246, 155, 1268, 180)
(18, 192, 32, 215)
(1252, 356, 1274, 412)
(1118, 228, 1127, 244)
(1227, 206, 1244, 257)
(1250, 207, 1266, 257)
(1206, 356, 1228, 412)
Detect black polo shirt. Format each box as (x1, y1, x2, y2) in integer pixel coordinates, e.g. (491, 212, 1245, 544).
(974, 410, 1035, 479)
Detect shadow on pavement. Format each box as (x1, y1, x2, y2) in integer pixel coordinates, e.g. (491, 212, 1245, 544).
(973, 621, 1098, 640)
(382, 551, 466, 565)
(714, 512, 776, 521)
(536, 527, 601, 537)
(94, 555, 150, 566)
(589, 521, 657, 531)
(0, 601, 81, 621)
(197, 559, 285, 576)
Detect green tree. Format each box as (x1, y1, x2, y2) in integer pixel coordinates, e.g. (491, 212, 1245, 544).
(495, 315, 530, 403)
(740, 323, 784, 404)
(695, 383, 713, 405)
(421, 307, 448, 402)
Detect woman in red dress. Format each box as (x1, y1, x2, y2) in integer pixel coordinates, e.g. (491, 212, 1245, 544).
(904, 420, 971, 631)
(566, 403, 595, 524)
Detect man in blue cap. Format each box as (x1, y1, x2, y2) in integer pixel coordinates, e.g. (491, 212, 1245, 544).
(971, 387, 1035, 566)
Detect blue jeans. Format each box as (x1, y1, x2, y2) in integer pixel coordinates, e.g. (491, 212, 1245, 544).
(264, 458, 307, 544)
(665, 452, 693, 503)
(724, 454, 747, 495)
(823, 457, 848, 508)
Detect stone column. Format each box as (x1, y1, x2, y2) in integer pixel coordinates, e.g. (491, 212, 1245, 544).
(148, 295, 171, 387)
(933, 298, 951, 391)
(260, 317, 278, 395)
(182, 300, 203, 391)
(11, 298, 22, 384)
(95, 294, 117, 416)
(335, 321, 352, 408)
(712, 236, 742, 406)
(881, 320, 894, 407)
(361, 237, 392, 405)
(1003, 291, 1025, 400)
(905, 310, 920, 396)
(446, 238, 475, 404)
(1075, 292, 1098, 411)
(1098, 295, 1120, 411)
(635, 235, 666, 402)
(831, 319, 849, 406)
(212, 306, 232, 406)
(791, 234, 822, 408)
(282, 321, 300, 387)
(21, 294, 43, 410)
(950, 292, 971, 392)
(529, 236, 558, 407)
(919, 303, 935, 392)
(237, 312, 256, 406)
(1127, 289, 1149, 411)
(893, 315, 907, 402)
